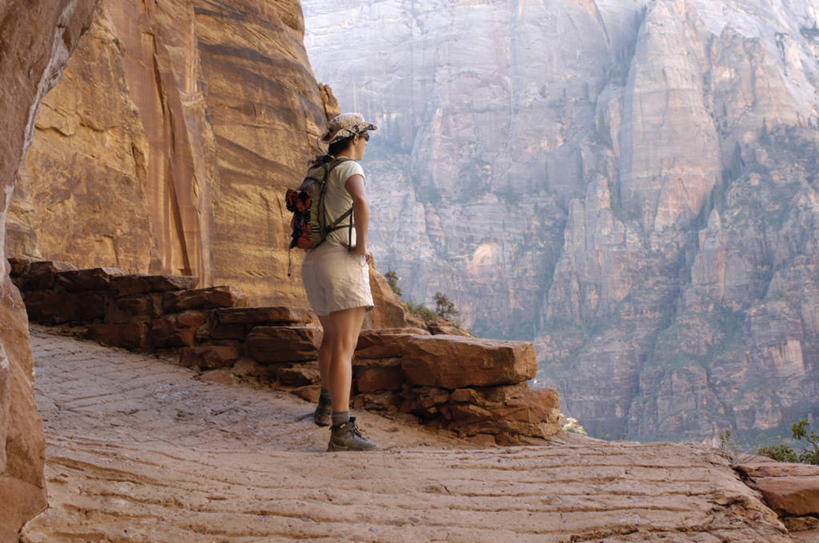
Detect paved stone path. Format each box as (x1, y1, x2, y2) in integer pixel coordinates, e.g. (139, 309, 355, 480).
(21, 326, 794, 542)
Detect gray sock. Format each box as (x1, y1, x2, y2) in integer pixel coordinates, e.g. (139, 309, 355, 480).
(319, 388, 331, 403)
(332, 411, 350, 427)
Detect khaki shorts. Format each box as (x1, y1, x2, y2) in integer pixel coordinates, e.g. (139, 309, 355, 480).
(301, 244, 374, 316)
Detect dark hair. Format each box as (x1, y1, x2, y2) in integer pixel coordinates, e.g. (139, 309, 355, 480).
(328, 135, 355, 156)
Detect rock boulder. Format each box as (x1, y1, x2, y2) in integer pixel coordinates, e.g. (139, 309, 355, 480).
(245, 326, 322, 364)
(355, 328, 427, 359)
(735, 462, 819, 518)
(400, 335, 537, 389)
(162, 286, 248, 313)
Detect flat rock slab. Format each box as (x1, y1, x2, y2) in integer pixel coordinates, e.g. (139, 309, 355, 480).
(8, 257, 34, 276)
(14, 260, 77, 290)
(736, 462, 819, 479)
(356, 365, 404, 393)
(180, 345, 241, 370)
(754, 477, 819, 516)
(736, 462, 819, 516)
(21, 326, 800, 542)
(86, 321, 149, 350)
(22, 290, 106, 324)
(211, 306, 313, 325)
(401, 335, 537, 388)
(355, 328, 427, 359)
(55, 267, 126, 292)
(208, 307, 314, 340)
(111, 274, 199, 296)
(245, 326, 322, 363)
(163, 286, 248, 312)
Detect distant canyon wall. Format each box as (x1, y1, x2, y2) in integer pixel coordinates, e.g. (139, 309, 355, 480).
(7, 0, 337, 308)
(303, 0, 819, 443)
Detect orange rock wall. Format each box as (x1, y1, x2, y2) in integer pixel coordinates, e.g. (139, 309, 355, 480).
(9, 0, 336, 308)
(0, 0, 98, 538)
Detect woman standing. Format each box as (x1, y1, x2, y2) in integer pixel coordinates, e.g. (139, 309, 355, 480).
(301, 113, 378, 451)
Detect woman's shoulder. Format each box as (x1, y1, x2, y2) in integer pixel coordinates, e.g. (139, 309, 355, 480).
(333, 158, 364, 180)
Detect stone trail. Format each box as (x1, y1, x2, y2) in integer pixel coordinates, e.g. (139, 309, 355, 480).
(21, 326, 793, 542)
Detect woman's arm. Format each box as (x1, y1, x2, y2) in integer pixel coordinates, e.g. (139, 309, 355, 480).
(344, 174, 369, 259)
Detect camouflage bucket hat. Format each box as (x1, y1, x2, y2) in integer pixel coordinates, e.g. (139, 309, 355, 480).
(321, 113, 378, 145)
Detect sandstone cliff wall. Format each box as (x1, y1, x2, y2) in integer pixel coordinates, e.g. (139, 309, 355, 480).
(303, 0, 819, 443)
(0, 1, 98, 538)
(8, 0, 335, 309)
(9, 0, 416, 329)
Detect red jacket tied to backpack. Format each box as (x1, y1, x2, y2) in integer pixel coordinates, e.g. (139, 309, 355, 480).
(286, 156, 353, 250)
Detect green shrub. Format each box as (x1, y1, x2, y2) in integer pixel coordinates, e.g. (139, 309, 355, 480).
(407, 301, 436, 322)
(800, 449, 819, 465)
(756, 419, 819, 465)
(433, 292, 459, 321)
(384, 271, 402, 296)
(757, 444, 798, 463)
(562, 417, 587, 436)
(792, 420, 819, 465)
(406, 291, 460, 325)
(719, 429, 741, 457)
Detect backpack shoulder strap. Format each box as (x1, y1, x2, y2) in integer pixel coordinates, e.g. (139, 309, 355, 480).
(319, 156, 356, 246)
(327, 156, 352, 172)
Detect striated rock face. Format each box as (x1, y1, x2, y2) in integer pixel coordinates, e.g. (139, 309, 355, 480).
(0, 0, 98, 538)
(8, 0, 335, 309)
(304, 0, 819, 442)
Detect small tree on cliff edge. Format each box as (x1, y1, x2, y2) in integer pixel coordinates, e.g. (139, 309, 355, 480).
(433, 292, 459, 321)
(757, 419, 819, 465)
(384, 271, 402, 296)
(385, 273, 459, 324)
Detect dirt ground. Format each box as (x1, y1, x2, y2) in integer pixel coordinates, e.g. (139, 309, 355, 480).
(19, 325, 795, 542)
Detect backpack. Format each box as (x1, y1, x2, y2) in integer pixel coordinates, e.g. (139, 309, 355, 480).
(285, 156, 353, 251)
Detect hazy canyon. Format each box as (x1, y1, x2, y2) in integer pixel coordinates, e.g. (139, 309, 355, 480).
(303, 0, 819, 443)
(5, 0, 819, 538)
(5, 0, 818, 444)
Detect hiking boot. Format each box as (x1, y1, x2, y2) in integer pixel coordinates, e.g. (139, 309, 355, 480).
(313, 397, 331, 427)
(327, 417, 379, 451)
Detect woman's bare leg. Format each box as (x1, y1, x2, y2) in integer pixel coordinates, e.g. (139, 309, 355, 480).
(318, 306, 366, 413)
(317, 315, 332, 393)
(319, 305, 377, 450)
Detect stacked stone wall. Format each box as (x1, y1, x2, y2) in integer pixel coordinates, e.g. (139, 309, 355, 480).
(10, 258, 560, 444)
